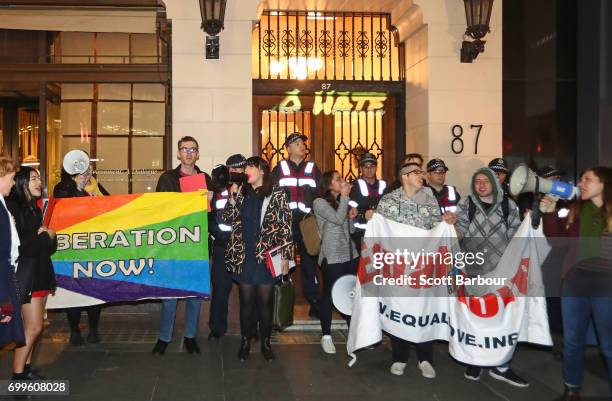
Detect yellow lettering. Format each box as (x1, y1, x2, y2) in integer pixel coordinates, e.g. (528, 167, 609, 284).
(278, 90, 301, 112)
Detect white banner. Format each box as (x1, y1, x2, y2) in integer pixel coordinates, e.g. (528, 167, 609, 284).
(347, 213, 553, 367)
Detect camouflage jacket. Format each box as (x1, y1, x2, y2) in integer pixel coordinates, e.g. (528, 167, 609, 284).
(376, 187, 442, 229)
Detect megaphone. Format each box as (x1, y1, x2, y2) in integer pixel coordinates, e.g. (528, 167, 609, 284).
(62, 149, 90, 175)
(332, 274, 358, 316)
(211, 164, 248, 192)
(510, 164, 579, 199)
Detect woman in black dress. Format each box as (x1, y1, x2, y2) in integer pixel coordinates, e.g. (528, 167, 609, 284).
(7, 166, 57, 379)
(223, 157, 293, 361)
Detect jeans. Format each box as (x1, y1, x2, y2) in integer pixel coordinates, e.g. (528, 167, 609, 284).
(293, 224, 321, 309)
(391, 335, 433, 363)
(561, 270, 612, 394)
(158, 298, 202, 342)
(208, 244, 233, 335)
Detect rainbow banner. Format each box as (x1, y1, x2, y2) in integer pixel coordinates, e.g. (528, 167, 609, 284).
(45, 192, 210, 309)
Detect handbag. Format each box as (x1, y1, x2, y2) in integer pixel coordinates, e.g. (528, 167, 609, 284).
(272, 276, 295, 331)
(299, 213, 321, 256)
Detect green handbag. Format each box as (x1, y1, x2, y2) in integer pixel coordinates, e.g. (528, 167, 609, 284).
(272, 276, 295, 331)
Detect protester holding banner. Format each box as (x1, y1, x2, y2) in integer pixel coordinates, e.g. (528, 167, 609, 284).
(376, 161, 455, 379)
(53, 163, 103, 346)
(223, 157, 293, 362)
(0, 156, 25, 349)
(208, 154, 246, 341)
(313, 171, 358, 355)
(152, 136, 211, 356)
(7, 166, 57, 380)
(541, 166, 612, 399)
(455, 167, 529, 387)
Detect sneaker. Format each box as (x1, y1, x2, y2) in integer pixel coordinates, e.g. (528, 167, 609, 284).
(320, 335, 336, 354)
(464, 366, 481, 381)
(489, 368, 530, 388)
(418, 360, 436, 379)
(390, 362, 407, 376)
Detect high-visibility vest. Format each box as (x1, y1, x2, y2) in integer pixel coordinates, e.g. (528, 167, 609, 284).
(349, 178, 386, 230)
(438, 185, 459, 214)
(278, 160, 317, 213)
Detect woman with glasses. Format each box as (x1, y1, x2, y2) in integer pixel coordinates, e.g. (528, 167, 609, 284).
(376, 162, 456, 379)
(7, 166, 57, 379)
(223, 157, 293, 361)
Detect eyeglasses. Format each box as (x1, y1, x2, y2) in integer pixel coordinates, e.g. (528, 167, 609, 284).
(179, 147, 199, 154)
(403, 169, 424, 176)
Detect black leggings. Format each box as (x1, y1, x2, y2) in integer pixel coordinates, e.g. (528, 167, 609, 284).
(391, 335, 433, 363)
(319, 258, 358, 335)
(238, 284, 273, 339)
(67, 305, 101, 332)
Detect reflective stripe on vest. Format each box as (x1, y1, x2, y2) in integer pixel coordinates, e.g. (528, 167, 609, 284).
(378, 180, 387, 195)
(218, 224, 232, 232)
(215, 189, 229, 210)
(280, 160, 291, 176)
(304, 162, 314, 174)
(447, 185, 457, 201)
(357, 179, 369, 197)
(348, 200, 359, 208)
(354, 222, 368, 230)
(297, 203, 311, 213)
(299, 178, 316, 188)
(288, 201, 298, 210)
(279, 177, 298, 187)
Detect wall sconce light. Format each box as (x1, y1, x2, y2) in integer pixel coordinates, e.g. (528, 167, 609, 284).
(198, 0, 227, 59)
(461, 0, 494, 63)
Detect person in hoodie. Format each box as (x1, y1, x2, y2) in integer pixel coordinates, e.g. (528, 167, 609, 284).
(454, 167, 528, 388)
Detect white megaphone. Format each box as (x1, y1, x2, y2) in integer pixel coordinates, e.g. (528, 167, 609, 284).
(62, 149, 90, 175)
(509, 164, 579, 200)
(332, 274, 358, 316)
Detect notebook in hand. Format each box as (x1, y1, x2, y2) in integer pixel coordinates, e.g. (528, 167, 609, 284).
(265, 246, 296, 278)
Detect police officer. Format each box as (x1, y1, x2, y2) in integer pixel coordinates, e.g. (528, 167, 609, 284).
(272, 132, 322, 317)
(348, 152, 386, 253)
(488, 158, 510, 199)
(208, 154, 246, 340)
(425, 158, 461, 214)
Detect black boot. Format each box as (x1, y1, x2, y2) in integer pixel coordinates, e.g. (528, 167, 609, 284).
(23, 364, 46, 380)
(69, 330, 85, 346)
(152, 339, 169, 355)
(237, 337, 250, 361)
(184, 337, 201, 354)
(261, 337, 275, 361)
(87, 329, 100, 344)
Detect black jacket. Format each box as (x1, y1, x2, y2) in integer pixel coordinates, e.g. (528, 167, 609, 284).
(53, 178, 89, 198)
(6, 200, 57, 303)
